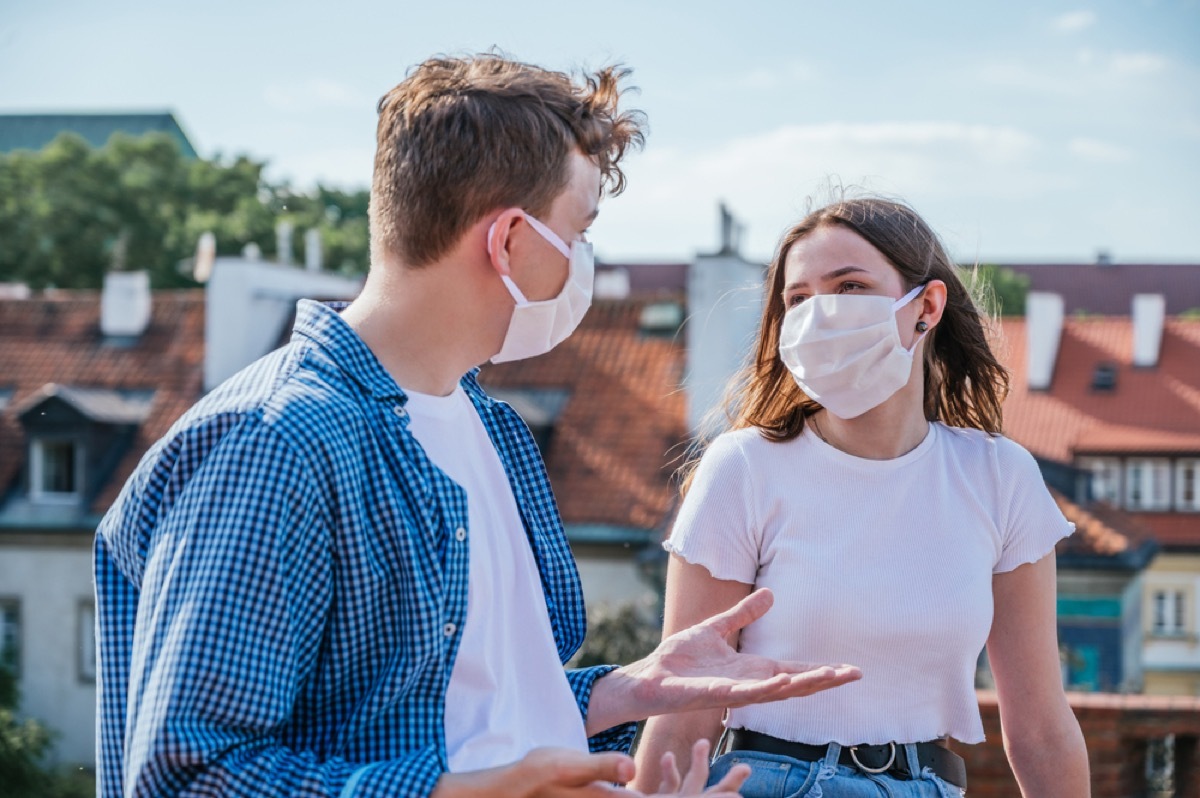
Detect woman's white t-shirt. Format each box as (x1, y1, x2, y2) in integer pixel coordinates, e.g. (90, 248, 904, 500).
(665, 422, 1073, 745)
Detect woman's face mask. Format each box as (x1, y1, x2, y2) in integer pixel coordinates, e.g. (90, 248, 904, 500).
(778, 284, 927, 419)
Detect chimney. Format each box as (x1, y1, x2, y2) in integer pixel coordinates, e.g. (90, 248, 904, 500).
(1095, 249, 1114, 267)
(594, 267, 631, 300)
(194, 231, 217, 283)
(101, 271, 152, 338)
(276, 220, 294, 265)
(1132, 293, 1166, 368)
(1025, 292, 1064, 390)
(304, 228, 323, 272)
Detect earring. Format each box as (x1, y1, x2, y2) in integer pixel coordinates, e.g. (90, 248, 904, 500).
(916, 321, 929, 332)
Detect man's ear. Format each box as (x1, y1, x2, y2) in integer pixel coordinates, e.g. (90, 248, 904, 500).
(486, 208, 526, 277)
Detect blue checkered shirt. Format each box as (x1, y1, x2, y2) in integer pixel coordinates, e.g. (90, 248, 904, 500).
(95, 300, 636, 797)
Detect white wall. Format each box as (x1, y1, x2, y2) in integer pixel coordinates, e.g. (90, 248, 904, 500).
(685, 254, 764, 432)
(204, 258, 362, 391)
(0, 537, 95, 765)
(573, 553, 658, 610)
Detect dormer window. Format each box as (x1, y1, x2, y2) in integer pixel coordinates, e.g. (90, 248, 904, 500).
(13, 383, 155, 513)
(30, 437, 82, 502)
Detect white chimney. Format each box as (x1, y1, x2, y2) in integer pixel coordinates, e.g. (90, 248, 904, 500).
(194, 231, 217, 283)
(1025, 292, 1064, 390)
(1132, 293, 1166, 368)
(304, 228, 323, 272)
(686, 255, 764, 431)
(594, 267, 631, 300)
(101, 271, 152, 338)
(277, 220, 294, 265)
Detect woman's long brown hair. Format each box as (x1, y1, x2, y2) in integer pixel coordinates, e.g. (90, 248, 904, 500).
(680, 197, 1010, 493)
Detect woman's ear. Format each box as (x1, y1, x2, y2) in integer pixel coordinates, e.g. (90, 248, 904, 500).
(486, 208, 525, 277)
(919, 279, 949, 331)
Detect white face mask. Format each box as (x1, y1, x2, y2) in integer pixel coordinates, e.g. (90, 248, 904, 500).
(778, 284, 926, 419)
(490, 212, 594, 364)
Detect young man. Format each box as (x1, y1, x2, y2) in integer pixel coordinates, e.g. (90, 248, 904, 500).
(95, 54, 859, 798)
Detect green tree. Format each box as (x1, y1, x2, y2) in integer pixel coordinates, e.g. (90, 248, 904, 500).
(960, 263, 1030, 317)
(0, 132, 372, 289)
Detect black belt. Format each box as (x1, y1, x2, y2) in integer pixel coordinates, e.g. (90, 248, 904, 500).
(723, 728, 967, 790)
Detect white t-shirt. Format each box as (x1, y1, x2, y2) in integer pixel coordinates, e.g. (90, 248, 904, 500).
(403, 386, 589, 772)
(665, 422, 1073, 745)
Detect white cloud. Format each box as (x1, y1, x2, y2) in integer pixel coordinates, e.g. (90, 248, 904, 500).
(590, 121, 1053, 262)
(1052, 10, 1097, 32)
(1110, 52, 1168, 76)
(263, 78, 373, 113)
(1068, 137, 1132, 163)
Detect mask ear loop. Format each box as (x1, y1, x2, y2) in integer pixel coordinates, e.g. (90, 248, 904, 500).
(488, 220, 530, 305)
(896, 283, 929, 353)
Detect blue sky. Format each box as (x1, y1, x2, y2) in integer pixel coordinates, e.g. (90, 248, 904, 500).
(2, 0, 1197, 264)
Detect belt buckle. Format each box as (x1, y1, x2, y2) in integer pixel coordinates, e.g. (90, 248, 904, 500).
(849, 742, 896, 774)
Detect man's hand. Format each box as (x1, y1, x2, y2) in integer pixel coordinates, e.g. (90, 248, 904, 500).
(586, 588, 861, 735)
(431, 744, 748, 798)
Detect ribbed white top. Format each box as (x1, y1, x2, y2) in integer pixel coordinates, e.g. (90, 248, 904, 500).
(665, 422, 1073, 745)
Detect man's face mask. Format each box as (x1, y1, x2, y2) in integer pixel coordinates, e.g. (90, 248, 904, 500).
(489, 212, 595, 364)
(778, 284, 927, 419)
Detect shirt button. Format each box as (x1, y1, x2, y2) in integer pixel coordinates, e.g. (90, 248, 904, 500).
(393, 405, 407, 418)
(443, 622, 457, 637)
(455, 527, 467, 542)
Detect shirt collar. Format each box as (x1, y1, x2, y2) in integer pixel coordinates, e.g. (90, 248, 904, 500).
(291, 299, 495, 406)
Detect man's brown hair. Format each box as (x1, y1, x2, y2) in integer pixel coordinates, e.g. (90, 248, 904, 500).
(370, 53, 646, 267)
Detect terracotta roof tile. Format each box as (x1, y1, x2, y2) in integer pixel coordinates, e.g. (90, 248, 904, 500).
(1051, 489, 1158, 558)
(478, 298, 687, 531)
(998, 315, 1200, 548)
(998, 317, 1200, 462)
(0, 291, 205, 515)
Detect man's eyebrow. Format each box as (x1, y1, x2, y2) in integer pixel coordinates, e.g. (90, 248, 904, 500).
(585, 208, 600, 223)
(783, 266, 868, 291)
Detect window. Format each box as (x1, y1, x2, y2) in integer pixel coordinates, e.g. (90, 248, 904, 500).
(0, 600, 19, 677)
(78, 601, 96, 683)
(1152, 588, 1188, 636)
(1078, 457, 1122, 504)
(1177, 459, 1200, 512)
(30, 437, 82, 501)
(1126, 458, 1171, 510)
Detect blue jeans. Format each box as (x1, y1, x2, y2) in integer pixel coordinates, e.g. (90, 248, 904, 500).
(707, 743, 966, 798)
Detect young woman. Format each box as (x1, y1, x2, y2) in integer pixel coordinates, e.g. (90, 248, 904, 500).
(633, 198, 1090, 797)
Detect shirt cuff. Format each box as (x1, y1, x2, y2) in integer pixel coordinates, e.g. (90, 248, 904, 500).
(338, 747, 443, 797)
(566, 665, 639, 754)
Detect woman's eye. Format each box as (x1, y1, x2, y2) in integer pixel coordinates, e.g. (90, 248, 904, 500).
(838, 282, 864, 293)
(785, 294, 806, 308)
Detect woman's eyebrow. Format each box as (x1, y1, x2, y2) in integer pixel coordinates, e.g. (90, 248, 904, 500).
(784, 266, 869, 292)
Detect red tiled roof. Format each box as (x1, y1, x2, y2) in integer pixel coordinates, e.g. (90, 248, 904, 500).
(1051, 490, 1158, 559)
(1125, 513, 1200, 549)
(478, 298, 687, 531)
(998, 315, 1200, 549)
(998, 317, 1200, 463)
(0, 291, 205, 515)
